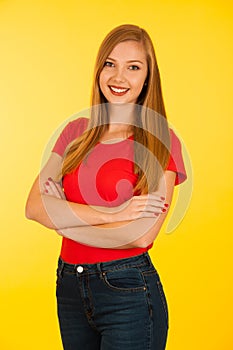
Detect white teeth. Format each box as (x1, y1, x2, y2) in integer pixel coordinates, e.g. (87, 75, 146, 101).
(110, 86, 128, 93)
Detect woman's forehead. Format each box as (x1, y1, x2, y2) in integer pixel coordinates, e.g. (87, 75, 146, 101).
(108, 40, 147, 62)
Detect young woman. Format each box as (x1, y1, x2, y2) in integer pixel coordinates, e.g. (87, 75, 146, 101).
(26, 24, 187, 350)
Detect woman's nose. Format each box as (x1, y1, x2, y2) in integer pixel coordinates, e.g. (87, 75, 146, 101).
(113, 67, 126, 83)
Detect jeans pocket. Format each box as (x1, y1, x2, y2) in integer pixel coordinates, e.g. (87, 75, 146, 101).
(102, 268, 146, 292)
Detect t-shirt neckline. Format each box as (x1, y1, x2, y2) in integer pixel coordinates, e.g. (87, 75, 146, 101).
(99, 134, 134, 145)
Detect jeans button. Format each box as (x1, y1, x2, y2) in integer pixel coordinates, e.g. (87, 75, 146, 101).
(77, 266, 84, 273)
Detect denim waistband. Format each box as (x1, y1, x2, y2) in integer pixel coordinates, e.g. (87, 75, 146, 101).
(58, 252, 153, 275)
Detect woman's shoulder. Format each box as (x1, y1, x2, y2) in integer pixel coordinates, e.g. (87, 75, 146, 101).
(167, 128, 187, 185)
(52, 117, 89, 156)
(62, 117, 89, 141)
(66, 117, 89, 133)
(169, 128, 181, 148)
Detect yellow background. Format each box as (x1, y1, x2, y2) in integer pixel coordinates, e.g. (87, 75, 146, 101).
(1, 0, 232, 349)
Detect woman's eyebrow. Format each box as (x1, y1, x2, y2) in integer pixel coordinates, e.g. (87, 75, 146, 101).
(127, 59, 144, 64)
(106, 57, 144, 64)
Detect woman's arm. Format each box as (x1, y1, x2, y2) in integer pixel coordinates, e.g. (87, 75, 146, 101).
(57, 171, 176, 249)
(25, 153, 167, 229)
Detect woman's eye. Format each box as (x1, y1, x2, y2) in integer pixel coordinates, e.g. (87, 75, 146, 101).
(104, 61, 114, 67)
(129, 65, 140, 70)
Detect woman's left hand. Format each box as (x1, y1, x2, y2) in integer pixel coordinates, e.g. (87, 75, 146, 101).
(43, 177, 66, 200)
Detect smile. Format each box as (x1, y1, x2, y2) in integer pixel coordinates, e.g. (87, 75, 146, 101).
(109, 86, 129, 96)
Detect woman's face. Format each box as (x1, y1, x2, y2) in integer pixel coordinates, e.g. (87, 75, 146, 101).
(99, 40, 148, 104)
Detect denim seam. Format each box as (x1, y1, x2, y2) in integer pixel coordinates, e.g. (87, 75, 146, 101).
(156, 280, 169, 325)
(142, 270, 158, 277)
(140, 272, 153, 319)
(103, 261, 148, 272)
(147, 311, 153, 350)
(139, 271, 153, 350)
(142, 270, 169, 326)
(77, 274, 99, 332)
(86, 273, 97, 328)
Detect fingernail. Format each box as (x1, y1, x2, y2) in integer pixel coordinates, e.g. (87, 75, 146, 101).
(160, 196, 165, 200)
(45, 181, 49, 185)
(164, 203, 169, 208)
(45, 189, 48, 193)
(48, 177, 52, 181)
(162, 208, 167, 213)
(154, 213, 159, 216)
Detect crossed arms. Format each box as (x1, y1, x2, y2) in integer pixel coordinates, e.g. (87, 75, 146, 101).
(25, 152, 176, 248)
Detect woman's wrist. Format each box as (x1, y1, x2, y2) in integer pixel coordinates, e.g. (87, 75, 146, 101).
(91, 203, 125, 224)
(93, 207, 120, 225)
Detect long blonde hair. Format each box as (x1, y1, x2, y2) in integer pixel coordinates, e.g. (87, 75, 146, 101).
(62, 24, 170, 194)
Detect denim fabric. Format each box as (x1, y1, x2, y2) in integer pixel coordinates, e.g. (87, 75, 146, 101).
(56, 253, 169, 350)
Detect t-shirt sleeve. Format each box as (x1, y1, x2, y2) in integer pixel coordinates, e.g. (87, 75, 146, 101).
(52, 117, 89, 157)
(166, 129, 187, 185)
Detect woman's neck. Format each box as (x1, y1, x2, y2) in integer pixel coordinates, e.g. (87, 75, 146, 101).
(98, 103, 135, 141)
(107, 103, 135, 130)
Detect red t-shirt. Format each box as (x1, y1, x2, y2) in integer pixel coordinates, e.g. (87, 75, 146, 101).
(52, 117, 187, 263)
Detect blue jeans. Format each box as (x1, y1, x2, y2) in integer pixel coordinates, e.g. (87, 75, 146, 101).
(56, 253, 169, 350)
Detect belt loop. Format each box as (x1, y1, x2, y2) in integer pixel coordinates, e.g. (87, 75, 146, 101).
(97, 262, 106, 280)
(144, 252, 152, 266)
(58, 258, 65, 278)
(97, 262, 102, 273)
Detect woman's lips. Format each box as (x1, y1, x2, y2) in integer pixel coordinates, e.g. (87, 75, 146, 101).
(109, 85, 129, 96)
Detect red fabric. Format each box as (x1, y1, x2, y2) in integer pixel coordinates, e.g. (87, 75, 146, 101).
(52, 117, 187, 264)
(168, 129, 187, 185)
